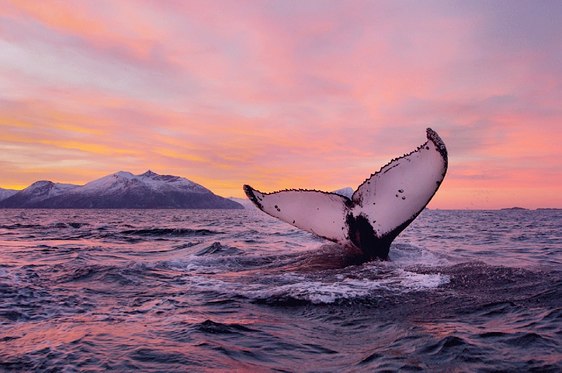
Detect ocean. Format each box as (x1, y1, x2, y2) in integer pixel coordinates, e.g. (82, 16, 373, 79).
(0, 208, 560, 371)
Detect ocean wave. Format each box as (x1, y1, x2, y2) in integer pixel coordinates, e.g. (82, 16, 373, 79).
(194, 319, 258, 335)
(0, 224, 43, 230)
(184, 267, 450, 305)
(194, 242, 244, 256)
(120, 228, 220, 237)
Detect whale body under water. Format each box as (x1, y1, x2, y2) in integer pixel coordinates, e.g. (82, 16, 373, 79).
(244, 128, 448, 261)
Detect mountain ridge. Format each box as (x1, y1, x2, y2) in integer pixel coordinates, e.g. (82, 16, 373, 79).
(0, 171, 243, 209)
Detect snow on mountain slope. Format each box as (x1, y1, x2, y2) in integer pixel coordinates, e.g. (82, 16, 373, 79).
(332, 187, 354, 199)
(79, 170, 209, 195)
(0, 188, 18, 202)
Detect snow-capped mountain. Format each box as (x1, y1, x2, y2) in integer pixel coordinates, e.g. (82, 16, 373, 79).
(0, 188, 18, 202)
(0, 171, 243, 209)
(0, 181, 79, 208)
(332, 187, 354, 199)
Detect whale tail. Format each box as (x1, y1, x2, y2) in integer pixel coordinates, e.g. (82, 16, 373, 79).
(244, 128, 448, 260)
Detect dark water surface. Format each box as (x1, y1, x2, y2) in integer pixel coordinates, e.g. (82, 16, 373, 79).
(0, 208, 560, 371)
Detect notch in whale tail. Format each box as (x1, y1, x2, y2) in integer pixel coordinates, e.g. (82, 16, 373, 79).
(244, 128, 448, 260)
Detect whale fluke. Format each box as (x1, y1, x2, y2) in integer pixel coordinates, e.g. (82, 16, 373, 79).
(244, 128, 448, 260)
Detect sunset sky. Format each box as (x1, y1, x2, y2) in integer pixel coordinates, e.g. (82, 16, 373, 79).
(1, 0, 561, 209)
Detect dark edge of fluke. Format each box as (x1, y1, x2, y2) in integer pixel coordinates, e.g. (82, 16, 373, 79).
(243, 185, 263, 210)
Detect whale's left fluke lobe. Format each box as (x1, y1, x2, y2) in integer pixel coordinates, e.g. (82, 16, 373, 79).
(244, 128, 448, 261)
(243, 186, 351, 244)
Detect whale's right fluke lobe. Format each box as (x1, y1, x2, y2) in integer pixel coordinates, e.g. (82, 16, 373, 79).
(350, 128, 448, 241)
(244, 128, 448, 260)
